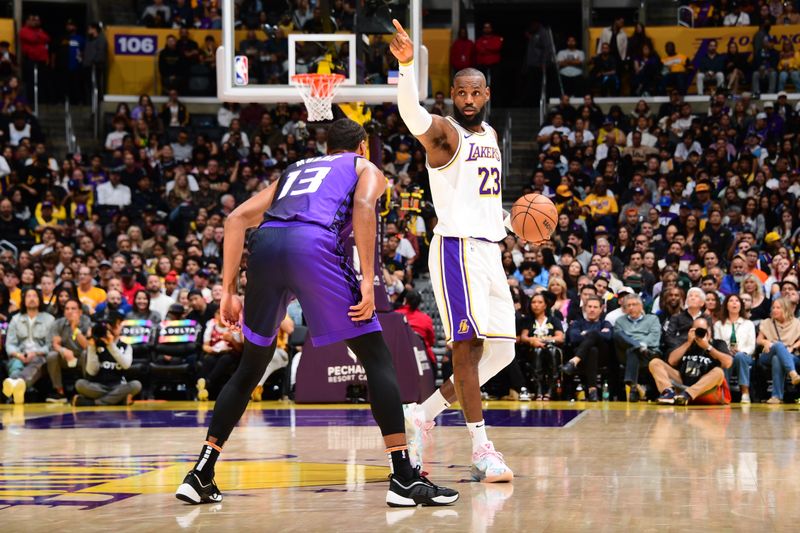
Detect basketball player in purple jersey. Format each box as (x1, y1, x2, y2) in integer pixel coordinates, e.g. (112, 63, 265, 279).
(391, 21, 515, 482)
(176, 119, 458, 507)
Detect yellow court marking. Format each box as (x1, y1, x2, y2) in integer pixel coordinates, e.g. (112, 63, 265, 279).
(81, 461, 390, 494)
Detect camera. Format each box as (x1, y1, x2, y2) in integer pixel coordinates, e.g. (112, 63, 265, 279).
(694, 327, 707, 339)
(91, 321, 109, 342)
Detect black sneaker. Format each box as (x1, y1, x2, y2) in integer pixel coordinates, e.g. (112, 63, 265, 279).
(46, 391, 67, 403)
(175, 471, 223, 504)
(674, 392, 692, 406)
(386, 467, 459, 507)
(559, 361, 578, 375)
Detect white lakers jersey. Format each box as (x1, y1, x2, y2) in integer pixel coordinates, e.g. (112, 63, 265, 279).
(427, 117, 506, 242)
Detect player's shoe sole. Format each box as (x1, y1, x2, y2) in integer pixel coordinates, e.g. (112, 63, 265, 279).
(175, 471, 223, 504)
(470, 466, 514, 483)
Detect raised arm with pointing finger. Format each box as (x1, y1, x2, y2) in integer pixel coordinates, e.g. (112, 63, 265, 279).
(390, 19, 467, 168)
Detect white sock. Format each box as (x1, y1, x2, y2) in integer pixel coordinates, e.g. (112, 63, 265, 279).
(421, 389, 450, 421)
(466, 420, 489, 453)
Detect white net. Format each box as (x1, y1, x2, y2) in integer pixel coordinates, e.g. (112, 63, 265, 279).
(291, 74, 345, 122)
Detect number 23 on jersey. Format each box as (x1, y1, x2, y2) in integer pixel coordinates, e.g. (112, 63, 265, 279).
(478, 167, 500, 196)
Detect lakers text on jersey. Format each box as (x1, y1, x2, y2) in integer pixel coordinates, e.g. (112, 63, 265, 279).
(426, 117, 507, 242)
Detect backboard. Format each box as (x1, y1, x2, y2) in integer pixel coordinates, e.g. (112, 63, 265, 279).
(217, 0, 428, 104)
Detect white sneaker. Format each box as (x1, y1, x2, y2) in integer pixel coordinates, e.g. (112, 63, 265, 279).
(740, 393, 751, 404)
(470, 442, 514, 483)
(403, 403, 435, 470)
(2, 378, 13, 399)
(196, 378, 209, 401)
(519, 387, 531, 401)
(12, 379, 26, 404)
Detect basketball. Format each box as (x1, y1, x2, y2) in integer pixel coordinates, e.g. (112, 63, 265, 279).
(510, 193, 558, 243)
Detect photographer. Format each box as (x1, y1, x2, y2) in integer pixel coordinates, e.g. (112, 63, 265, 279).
(649, 317, 732, 406)
(73, 314, 141, 406)
(46, 298, 91, 403)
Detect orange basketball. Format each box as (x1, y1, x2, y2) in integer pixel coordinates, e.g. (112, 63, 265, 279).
(510, 193, 558, 243)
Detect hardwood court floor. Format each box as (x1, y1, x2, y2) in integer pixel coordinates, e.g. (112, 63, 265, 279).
(1, 401, 799, 532)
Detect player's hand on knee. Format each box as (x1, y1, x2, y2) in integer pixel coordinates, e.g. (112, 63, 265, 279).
(390, 19, 414, 64)
(220, 292, 243, 328)
(349, 279, 375, 322)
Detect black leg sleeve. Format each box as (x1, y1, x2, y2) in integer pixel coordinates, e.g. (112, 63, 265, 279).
(345, 331, 405, 437)
(207, 339, 276, 445)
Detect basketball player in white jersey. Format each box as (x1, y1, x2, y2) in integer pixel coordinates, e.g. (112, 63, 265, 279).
(391, 20, 515, 482)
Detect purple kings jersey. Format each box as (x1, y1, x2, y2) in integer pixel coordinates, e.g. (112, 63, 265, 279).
(264, 152, 361, 238)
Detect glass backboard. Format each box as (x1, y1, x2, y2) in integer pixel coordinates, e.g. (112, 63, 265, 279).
(217, 0, 428, 104)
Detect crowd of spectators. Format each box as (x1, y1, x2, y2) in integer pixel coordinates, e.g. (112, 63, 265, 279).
(0, 9, 436, 405)
(497, 86, 800, 405)
(555, 5, 800, 97)
(685, 1, 800, 28)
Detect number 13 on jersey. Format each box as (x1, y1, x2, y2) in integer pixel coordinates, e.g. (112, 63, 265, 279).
(478, 167, 501, 196)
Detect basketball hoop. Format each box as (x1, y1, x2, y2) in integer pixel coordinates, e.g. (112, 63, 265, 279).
(291, 73, 346, 122)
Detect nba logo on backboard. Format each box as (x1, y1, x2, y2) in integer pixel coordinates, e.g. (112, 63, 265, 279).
(234, 55, 249, 86)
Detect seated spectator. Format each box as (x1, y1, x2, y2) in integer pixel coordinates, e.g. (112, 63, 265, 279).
(197, 307, 244, 401)
(127, 289, 162, 323)
(613, 294, 662, 401)
(73, 314, 141, 406)
(46, 297, 91, 402)
(591, 42, 620, 96)
(94, 289, 132, 320)
(631, 43, 660, 96)
(2, 288, 55, 404)
(252, 314, 295, 402)
(720, 254, 747, 296)
(723, 4, 751, 26)
(751, 36, 778, 96)
(560, 295, 614, 401)
(519, 293, 565, 400)
(537, 112, 571, 146)
(777, 40, 800, 92)
(714, 294, 756, 403)
(695, 39, 725, 95)
(757, 297, 800, 404)
(395, 291, 436, 366)
(660, 41, 690, 95)
(141, 0, 171, 27)
(146, 273, 174, 318)
(96, 169, 132, 209)
(187, 288, 217, 330)
(160, 89, 190, 127)
(120, 267, 145, 306)
(724, 41, 748, 94)
(105, 116, 128, 152)
(650, 317, 731, 405)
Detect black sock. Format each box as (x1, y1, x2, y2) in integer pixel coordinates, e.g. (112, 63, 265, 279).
(193, 441, 221, 484)
(388, 446, 415, 479)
